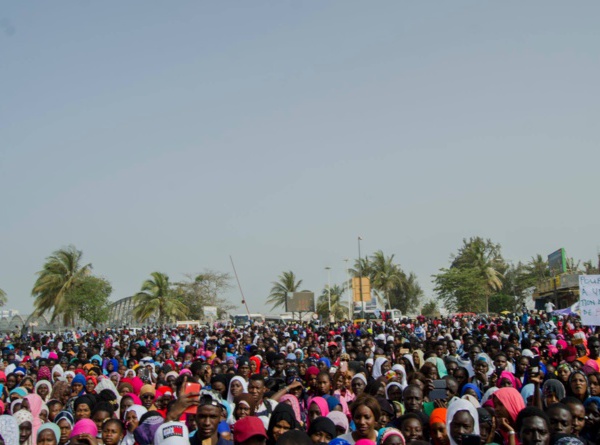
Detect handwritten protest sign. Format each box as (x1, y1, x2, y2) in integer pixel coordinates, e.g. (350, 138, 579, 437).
(579, 275, 600, 326)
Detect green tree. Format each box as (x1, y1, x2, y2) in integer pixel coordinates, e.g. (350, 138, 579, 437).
(421, 300, 439, 317)
(175, 270, 236, 320)
(31, 245, 92, 322)
(0, 288, 6, 307)
(370, 250, 404, 310)
(266, 271, 303, 312)
(316, 284, 349, 321)
(434, 237, 506, 313)
(132, 272, 188, 324)
(64, 276, 112, 327)
(390, 272, 424, 314)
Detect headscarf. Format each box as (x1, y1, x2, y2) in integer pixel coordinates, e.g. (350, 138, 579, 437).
(352, 373, 368, 386)
(124, 405, 148, 422)
(307, 397, 329, 429)
(226, 376, 248, 404)
(23, 394, 44, 441)
(0, 415, 19, 445)
(133, 412, 164, 445)
(233, 394, 258, 418)
(267, 403, 298, 445)
(70, 419, 98, 438)
(9, 388, 27, 399)
(493, 387, 525, 423)
(377, 427, 405, 445)
(498, 371, 521, 391)
(446, 399, 479, 445)
(385, 382, 403, 399)
(51, 365, 64, 383)
(391, 365, 408, 389)
(372, 358, 389, 379)
(481, 387, 498, 406)
(54, 411, 75, 428)
(249, 356, 262, 375)
(37, 367, 51, 383)
(427, 357, 448, 378)
(430, 408, 447, 426)
(307, 417, 336, 440)
(37, 424, 60, 443)
(34, 381, 52, 402)
(327, 411, 349, 435)
(460, 384, 482, 401)
(520, 384, 535, 405)
(14, 409, 35, 445)
(71, 374, 86, 396)
(279, 395, 302, 425)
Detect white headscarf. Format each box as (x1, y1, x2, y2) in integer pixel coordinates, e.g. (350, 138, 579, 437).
(446, 398, 480, 445)
(391, 364, 408, 389)
(226, 376, 248, 403)
(51, 365, 64, 383)
(372, 357, 389, 379)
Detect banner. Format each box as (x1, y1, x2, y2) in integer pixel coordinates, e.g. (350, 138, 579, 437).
(579, 275, 600, 326)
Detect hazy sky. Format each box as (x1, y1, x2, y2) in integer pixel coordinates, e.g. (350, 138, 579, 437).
(1, 2, 599, 316)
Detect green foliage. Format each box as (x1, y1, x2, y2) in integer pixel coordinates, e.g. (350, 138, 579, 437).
(132, 272, 188, 324)
(31, 245, 92, 323)
(266, 271, 303, 311)
(64, 276, 112, 327)
(350, 250, 422, 314)
(421, 300, 439, 317)
(175, 270, 236, 320)
(0, 288, 6, 307)
(434, 237, 506, 313)
(316, 284, 349, 321)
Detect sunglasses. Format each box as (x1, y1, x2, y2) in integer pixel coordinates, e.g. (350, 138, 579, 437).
(141, 394, 155, 400)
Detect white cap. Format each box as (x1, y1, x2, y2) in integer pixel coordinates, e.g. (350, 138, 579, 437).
(153, 422, 189, 445)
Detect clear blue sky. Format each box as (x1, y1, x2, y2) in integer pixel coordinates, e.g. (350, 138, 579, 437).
(1, 1, 599, 315)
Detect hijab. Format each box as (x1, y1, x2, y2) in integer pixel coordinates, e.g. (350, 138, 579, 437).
(460, 384, 482, 401)
(23, 394, 44, 441)
(34, 381, 52, 403)
(279, 395, 302, 425)
(493, 387, 525, 423)
(14, 409, 35, 445)
(446, 399, 479, 445)
(37, 424, 60, 443)
(0, 415, 19, 445)
(327, 411, 349, 435)
(372, 358, 389, 379)
(307, 397, 329, 429)
(226, 376, 248, 404)
(267, 403, 298, 445)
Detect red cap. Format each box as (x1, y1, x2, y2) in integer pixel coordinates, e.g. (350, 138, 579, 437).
(233, 416, 267, 443)
(327, 342, 338, 348)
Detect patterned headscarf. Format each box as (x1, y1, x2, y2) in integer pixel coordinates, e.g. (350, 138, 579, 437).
(0, 415, 19, 445)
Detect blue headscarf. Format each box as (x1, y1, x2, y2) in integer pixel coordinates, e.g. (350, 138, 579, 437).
(318, 357, 331, 368)
(461, 383, 482, 401)
(71, 373, 87, 396)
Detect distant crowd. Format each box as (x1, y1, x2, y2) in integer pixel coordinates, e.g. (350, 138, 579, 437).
(0, 308, 597, 445)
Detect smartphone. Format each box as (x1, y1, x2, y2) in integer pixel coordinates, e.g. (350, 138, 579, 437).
(462, 434, 481, 445)
(340, 362, 348, 373)
(433, 379, 447, 389)
(184, 382, 201, 414)
(530, 357, 540, 375)
(495, 366, 503, 377)
(429, 389, 447, 401)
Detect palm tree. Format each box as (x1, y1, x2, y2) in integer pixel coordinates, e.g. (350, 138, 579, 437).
(266, 271, 303, 311)
(31, 246, 92, 323)
(316, 284, 349, 321)
(132, 272, 188, 324)
(470, 242, 504, 314)
(526, 255, 550, 283)
(0, 288, 6, 307)
(370, 250, 405, 310)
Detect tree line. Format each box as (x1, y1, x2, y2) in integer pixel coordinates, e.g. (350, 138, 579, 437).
(12, 245, 236, 327)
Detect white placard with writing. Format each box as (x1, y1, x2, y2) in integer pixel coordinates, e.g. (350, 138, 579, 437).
(579, 275, 600, 326)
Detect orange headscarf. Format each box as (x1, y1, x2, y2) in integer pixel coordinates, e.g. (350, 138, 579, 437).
(430, 407, 447, 426)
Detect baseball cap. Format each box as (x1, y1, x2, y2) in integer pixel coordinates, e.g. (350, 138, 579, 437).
(153, 421, 189, 445)
(327, 342, 338, 348)
(199, 389, 226, 410)
(233, 416, 267, 443)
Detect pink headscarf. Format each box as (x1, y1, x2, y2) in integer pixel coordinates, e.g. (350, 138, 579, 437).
(493, 387, 525, 423)
(24, 394, 43, 441)
(498, 371, 521, 391)
(130, 377, 144, 395)
(279, 395, 302, 424)
(124, 393, 142, 405)
(71, 419, 98, 438)
(307, 397, 329, 429)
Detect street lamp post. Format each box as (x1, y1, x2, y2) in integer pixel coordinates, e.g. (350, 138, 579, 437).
(344, 258, 351, 320)
(358, 236, 364, 319)
(325, 266, 332, 323)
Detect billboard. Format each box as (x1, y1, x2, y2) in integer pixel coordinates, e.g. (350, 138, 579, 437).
(352, 277, 371, 302)
(548, 248, 567, 276)
(286, 292, 315, 312)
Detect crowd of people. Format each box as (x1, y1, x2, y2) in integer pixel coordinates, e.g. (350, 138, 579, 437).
(0, 309, 597, 445)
